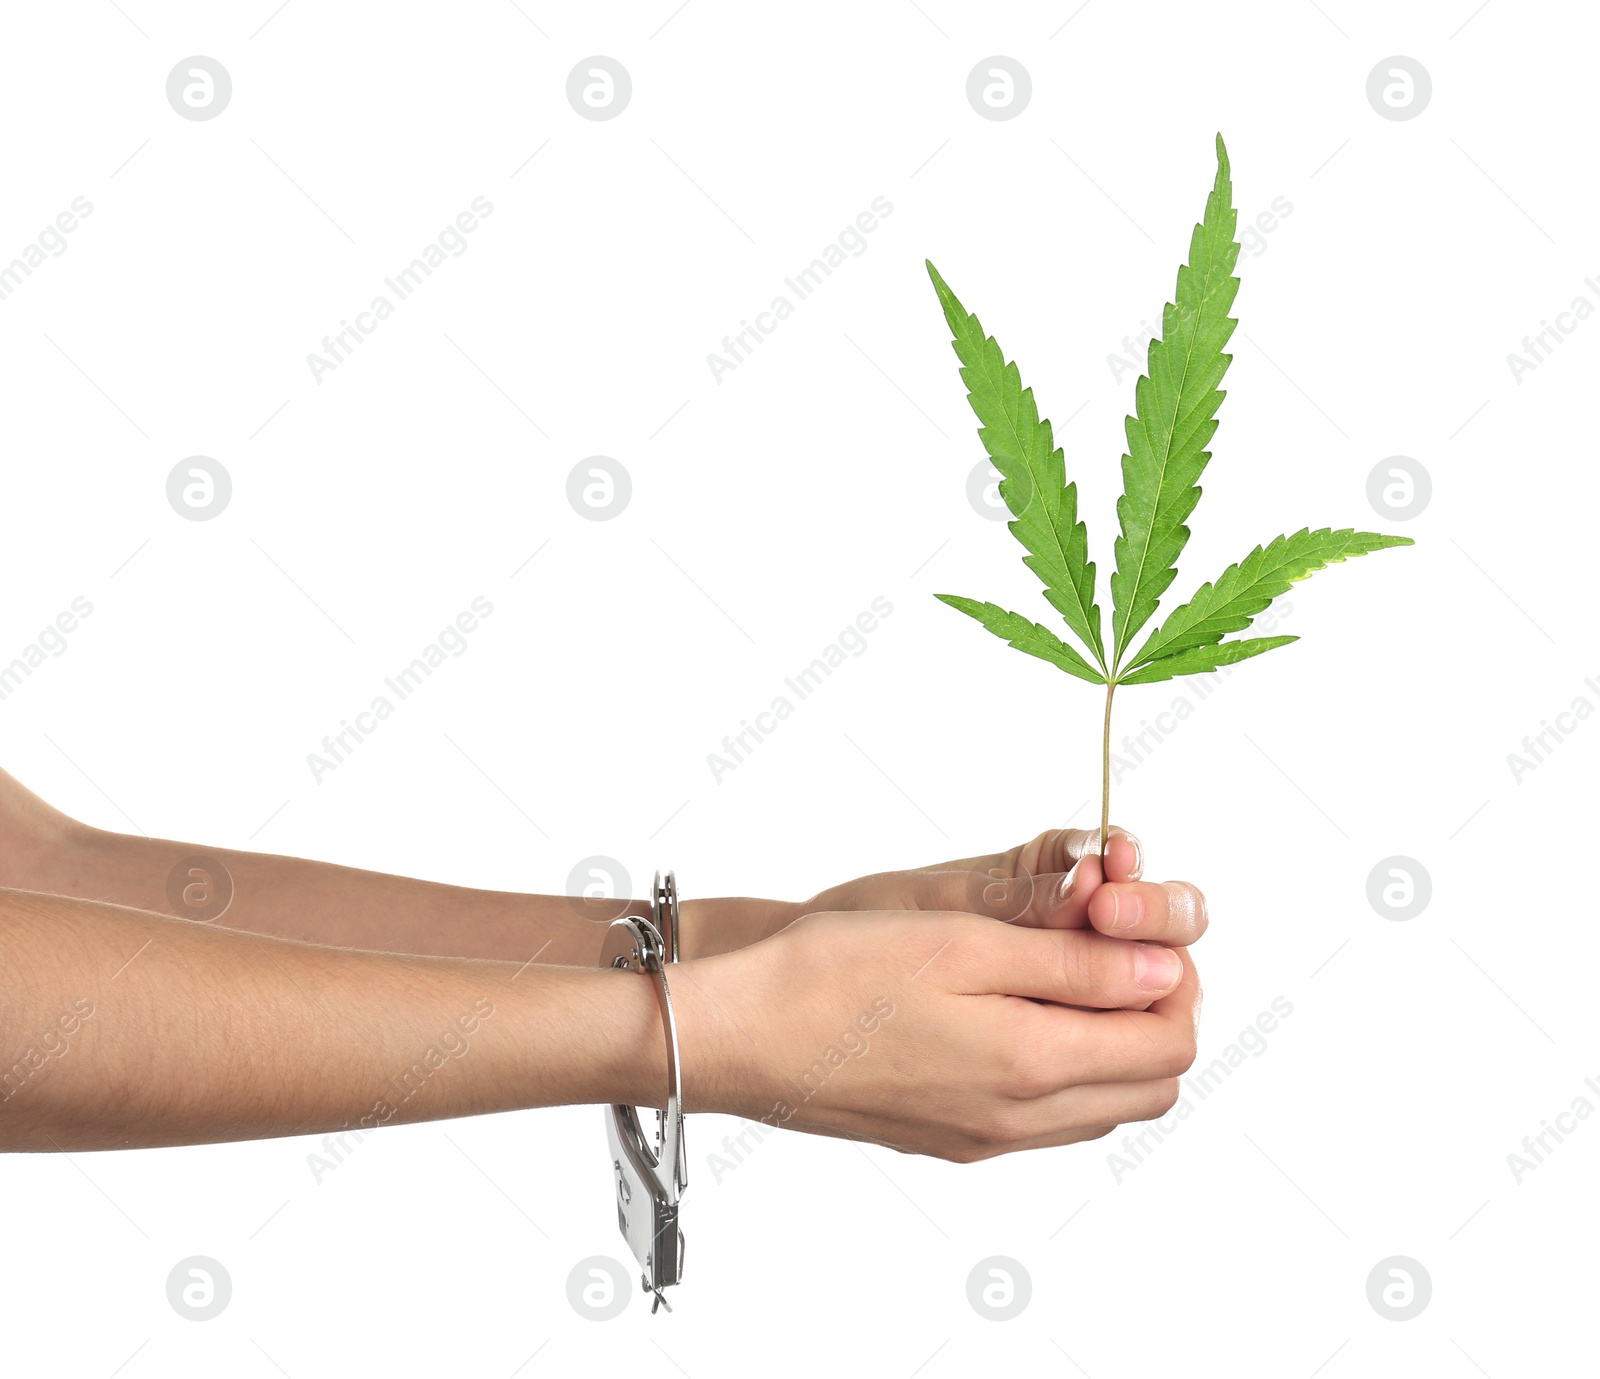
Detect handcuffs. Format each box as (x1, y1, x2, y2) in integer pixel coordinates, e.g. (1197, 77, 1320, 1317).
(599, 871, 687, 1313)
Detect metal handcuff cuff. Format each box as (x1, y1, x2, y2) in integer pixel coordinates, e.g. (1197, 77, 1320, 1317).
(599, 871, 687, 1313)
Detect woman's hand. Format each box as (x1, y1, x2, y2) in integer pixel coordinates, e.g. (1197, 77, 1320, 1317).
(670, 906, 1201, 1162)
(681, 826, 1208, 958)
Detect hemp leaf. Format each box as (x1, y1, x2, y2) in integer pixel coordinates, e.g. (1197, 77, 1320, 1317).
(927, 265, 1106, 670)
(934, 596, 1104, 685)
(930, 134, 1414, 855)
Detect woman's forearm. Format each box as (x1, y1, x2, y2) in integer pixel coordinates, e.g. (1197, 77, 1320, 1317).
(62, 823, 633, 963)
(0, 886, 668, 1151)
(0, 766, 794, 962)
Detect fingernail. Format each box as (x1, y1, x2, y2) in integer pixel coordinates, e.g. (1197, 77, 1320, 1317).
(1066, 828, 1100, 862)
(1134, 944, 1181, 991)
(1106, 888, 1143, 932)
(1055, 872, 1077, 906)
(1164, 880, 1204, 927)
(1126, 833, 1145, 880)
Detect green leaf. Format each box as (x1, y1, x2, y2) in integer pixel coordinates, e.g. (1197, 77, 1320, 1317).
(1109, 133, 1241, 668)
(1119, 634, 1298, 685)
(936, 594, 1106, 685)
(927, 261, 1105, 669)
(1126, 528, 1415, 670)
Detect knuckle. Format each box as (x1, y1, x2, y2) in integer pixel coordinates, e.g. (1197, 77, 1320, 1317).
(992, 1108, 1035, 1146)
(1053, 934, 1105, 1000)
(1033, 826, 1091, 873)
(974, 870, 1033, 923)
(1162, 1028, 1198, 1078)
(1088, 938, 1141, 1003)
(1023, 827, 1057, 869)
(998, 1039, 1056, 1101)
(974, 1099, 1033, 1147)
(787, 910, 855, 962)
(1146, 1078, 1182, 1118)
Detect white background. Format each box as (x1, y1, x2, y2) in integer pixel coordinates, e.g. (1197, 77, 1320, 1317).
(0, 1, 1593, 1373)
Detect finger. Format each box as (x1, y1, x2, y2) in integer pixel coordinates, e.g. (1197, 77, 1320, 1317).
(929, 825, 1144, 886)
(974, 857, 1102, 931)
(954, 1078, 1186, 1161)
(955, 1123, 1118, 1162)
(1087, 880, 1209, 946)
(772, 1108, 1121, 1166)
(884, 865, 1085, 927)
(917, 832, 1144, 928)
(992, 844, 1132, 934)
(1031, 827, 1143, 883)
(1010, 1079, 1183, 1141)
(962, 921, 1187, 1009)
(909, 868, 1083, 927)
(1003, 948, 1202, 1086)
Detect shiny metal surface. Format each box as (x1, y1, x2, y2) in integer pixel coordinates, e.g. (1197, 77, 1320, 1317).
(599, 871, 687, 1311)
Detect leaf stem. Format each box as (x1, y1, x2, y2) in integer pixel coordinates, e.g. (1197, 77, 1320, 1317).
(1100, 678, 1117, 869)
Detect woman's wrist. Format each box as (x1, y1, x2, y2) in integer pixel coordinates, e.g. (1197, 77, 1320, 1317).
(0, 792, 99, 897)
(577, 951, 752, 1117)
(677, 895, 804, 959)
(574, 963, 673, 1109)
